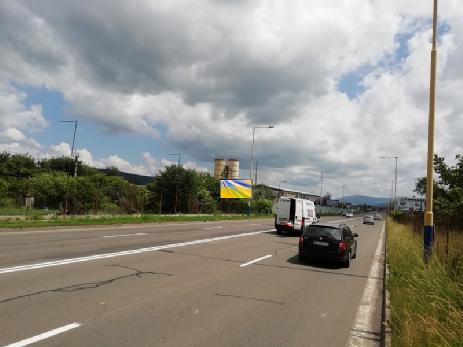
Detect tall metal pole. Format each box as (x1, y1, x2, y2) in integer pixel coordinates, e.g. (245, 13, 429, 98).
(248, 127, 256, 216)
(424, 0, 438, 261)
(380, 156, 398, 211)
(319, 172, 324, 206)
(168, 153, 181, 165)
(248, 126, 274, 215)
(394, 156, 398, 211)
(390, 179, 394, 213)
(60, 120, 78, 214)
(249, 127, 256, 181)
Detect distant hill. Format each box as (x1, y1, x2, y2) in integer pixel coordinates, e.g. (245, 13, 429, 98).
(339, 195, 391, 206)
(98, 168, 153, 186)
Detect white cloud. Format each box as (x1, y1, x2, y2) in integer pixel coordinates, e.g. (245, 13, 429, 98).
(0, 0, 462, 197)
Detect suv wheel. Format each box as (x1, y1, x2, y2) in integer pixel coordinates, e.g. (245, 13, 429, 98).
(343, 251, 351, 268)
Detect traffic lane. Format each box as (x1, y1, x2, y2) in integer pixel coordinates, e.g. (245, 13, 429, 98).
(0, 219, 274, 267)
(0, 215, 347, 267)
(0, 230, 284, 346)
(51, 221, 384, 347)
(0, 220, 384, 346)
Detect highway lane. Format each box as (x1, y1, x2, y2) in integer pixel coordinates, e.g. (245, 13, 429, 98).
(0, 216, 383, 346)
(0, 219, 275, 267)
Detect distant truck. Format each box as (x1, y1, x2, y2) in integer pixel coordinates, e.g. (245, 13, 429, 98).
(274, 197, 318, 235)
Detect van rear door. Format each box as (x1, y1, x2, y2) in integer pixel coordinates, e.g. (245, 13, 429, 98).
(276, 198, 291, 226)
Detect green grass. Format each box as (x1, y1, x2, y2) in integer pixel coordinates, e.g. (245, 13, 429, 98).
(0, 213, 273, 229)
(387, 219, 463, 347)
(0, 207, 57, 216)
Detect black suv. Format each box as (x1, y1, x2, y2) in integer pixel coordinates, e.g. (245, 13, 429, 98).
(298, 223, 358, 268)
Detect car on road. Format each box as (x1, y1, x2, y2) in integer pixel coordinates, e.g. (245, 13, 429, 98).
(345, 211, 354, 218)
(298, 223, 358, 267)
(363, 215, 375, 225)
(373, 213, 382, 220)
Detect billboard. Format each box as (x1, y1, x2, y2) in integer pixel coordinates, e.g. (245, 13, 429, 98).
(220, 179, 252, 199)
(397, 197, 425, 212)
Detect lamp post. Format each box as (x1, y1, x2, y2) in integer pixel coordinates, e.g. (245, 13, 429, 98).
(424, 0, 438, 261)
(319, 170, 334, 206)
(380, 156, 398, 211)
(60, 120, 78, 157)
(279, 180, 287, 197)
(248, 125, 274, 215)
(60, 120, 78, 215)
(168, 153, 181, 166)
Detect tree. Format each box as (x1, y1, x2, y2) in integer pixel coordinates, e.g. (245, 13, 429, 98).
(415, 154, 463, 227)
(1, 153, 37, 179)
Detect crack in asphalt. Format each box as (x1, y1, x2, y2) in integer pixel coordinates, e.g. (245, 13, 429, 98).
(0, 264, 173, 304)
(214, 293, 285, 306)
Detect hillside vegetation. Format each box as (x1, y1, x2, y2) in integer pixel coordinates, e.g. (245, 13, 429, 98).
(0, 152, 274, 218)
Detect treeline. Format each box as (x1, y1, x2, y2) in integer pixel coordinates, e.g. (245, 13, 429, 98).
(414, 154, 463, 229)
(0, 152, 274, 215)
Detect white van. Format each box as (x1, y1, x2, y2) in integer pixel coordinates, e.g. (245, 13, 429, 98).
(274, 197, 317, 235)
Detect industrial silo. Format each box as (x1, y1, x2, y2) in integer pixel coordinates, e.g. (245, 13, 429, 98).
(227, 159, 240, 179)
(214, 158, 226, 179)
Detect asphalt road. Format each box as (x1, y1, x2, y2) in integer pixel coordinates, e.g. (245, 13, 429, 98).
(0, 216, 385, 347)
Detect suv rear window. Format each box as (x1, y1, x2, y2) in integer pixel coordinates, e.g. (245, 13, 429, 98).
(305, 226, 342, 240)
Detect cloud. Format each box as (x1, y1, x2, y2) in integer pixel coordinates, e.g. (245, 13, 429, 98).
(0, 0, 462, 197)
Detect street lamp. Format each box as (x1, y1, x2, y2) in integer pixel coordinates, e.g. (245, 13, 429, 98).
(168, 153, 181, 165)
(319, 170, 334, 206)
(249, 126, 274, 181)
(248, 125, 274, 215)
(59, 120, 78, 157)
(424, 0, 438, 261)
(380, 156, 398, 211)
(59, 120, 78, 215)
(279, 180, 287, 197)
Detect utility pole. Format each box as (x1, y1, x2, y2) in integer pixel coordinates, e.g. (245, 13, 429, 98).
(254, 160, 258, 186)
(319, 172, 323, 206)
(168, 153, 181, 166)
(380, 156, 398, 211)
(424, 0, 438, 261)
(248, 126, 274, 215)
(60, 120, 78, 214)
(319, 170, 334, 206)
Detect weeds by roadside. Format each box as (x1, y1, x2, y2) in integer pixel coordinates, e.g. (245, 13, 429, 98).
(387, 218, 463, 346)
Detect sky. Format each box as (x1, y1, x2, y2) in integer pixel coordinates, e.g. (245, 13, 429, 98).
(1, 0, 462, 199)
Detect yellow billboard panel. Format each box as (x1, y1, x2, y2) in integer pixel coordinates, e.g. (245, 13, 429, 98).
(220, 179, 252, 199)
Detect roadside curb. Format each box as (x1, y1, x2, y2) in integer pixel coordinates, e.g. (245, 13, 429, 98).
(381, 220, 392, 347)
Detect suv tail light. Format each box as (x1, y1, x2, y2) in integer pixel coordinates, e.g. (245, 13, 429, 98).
(299, 235, 304, 244)
(301, 217, 305, 227)
(338, 240, 348, 252)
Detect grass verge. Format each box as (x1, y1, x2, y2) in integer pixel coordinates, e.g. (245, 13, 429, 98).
(387, 219, 463, 346)
(0, 214, 273, 229)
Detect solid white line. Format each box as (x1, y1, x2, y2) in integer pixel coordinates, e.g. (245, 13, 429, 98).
(240, 254, 272, 267)
(5, 322, 81, 347)
(0, 219, 272, 236)
(201, 226, 223, 230)
(0, 229, 275, 274)
(328, 217, 363, 224)
(347, 222, 385, 347)
(102, 232, 147, 238)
